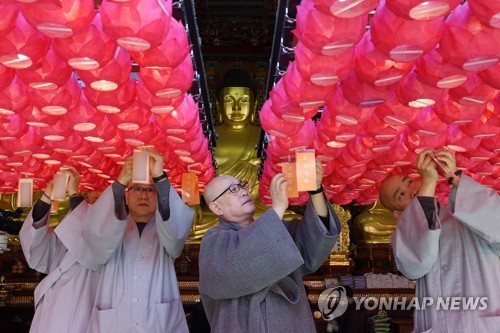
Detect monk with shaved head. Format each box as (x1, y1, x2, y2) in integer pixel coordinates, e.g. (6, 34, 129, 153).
(199, 161, 342, 333)
(379, 148, 500, 333)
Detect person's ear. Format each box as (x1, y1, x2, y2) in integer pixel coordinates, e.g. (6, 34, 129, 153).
(392, 210, 402, 219)
(208, 201, 223, 216)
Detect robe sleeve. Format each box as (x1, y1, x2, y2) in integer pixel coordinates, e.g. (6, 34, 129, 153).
(20, 209, 66, 274)
(286, 195, 341, 276)
(199, 209, 305, 300)
(82, 184, 127, 265)
(390, 198, 442, 280)
(155, 183, 194, 258)
(449, 175, 500, 254)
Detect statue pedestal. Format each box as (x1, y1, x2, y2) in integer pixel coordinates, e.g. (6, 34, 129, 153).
(352, 243, 398, 274)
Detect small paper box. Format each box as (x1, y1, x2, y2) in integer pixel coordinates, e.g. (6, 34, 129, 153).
(17, 178, 33, 208)
(132, 149, 150, 184)
(281, 162, 299, 198)
(295, 149, 317, 191)
(51, 173, 69, 201)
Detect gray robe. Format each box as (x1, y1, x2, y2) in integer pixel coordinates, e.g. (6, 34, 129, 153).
(199, 197, 341, 333)
(391, 175, 500, 333)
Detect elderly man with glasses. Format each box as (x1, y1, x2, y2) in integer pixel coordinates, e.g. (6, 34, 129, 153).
(198, 161, 342, 333)
(80, 147, 194, 333)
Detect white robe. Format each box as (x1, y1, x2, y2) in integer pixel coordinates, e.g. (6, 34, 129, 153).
(20, 201, 101, 333)
(82, 183, 194, 333)
(391, 175, 500, 333)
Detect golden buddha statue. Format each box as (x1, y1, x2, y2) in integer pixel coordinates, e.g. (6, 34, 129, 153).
(352, 199, 397, 244)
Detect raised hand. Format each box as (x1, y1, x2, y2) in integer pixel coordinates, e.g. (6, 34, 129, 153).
(270, 173, 289, 219)
(141, 146, 165, 178)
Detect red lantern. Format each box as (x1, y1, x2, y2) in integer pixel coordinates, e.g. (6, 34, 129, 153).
(461, 114, 500, 139)
(325, 89, 373, 125)
(100, 0, 172, 51)
(259, 99, 304, 138)
(480, 134, 500, 153)
(415, 49, 469, 89)
(0, 2, 18, 32)
(364, 112, 405, 142)
(407, 107, 448, 137)
(0, 76, 30, 116)
(64, 97, 106, 132)
(19, 0, 95, 38)
(370, 1, 444, 62)
(18, 106, 58, 128)
(119, 120, 161, 147)
(311, 0, 379, 18)
(440, 2, 500, 71)
(355, 32, 413, 87)
(94, 132, 126, 158)
(75, 47, 132, 92)
(138, 54, 193, 99)
(16, 45, 72, 90)
(434, 96, 485, 125)
(29, 73, 82, 115)
(385, 0, 461, 20)
(107, 102, 152, 131)
(314, 137, 343, 163)
(81, 116, 118, 144)
(396, 71, 448, 108)
(269, 79, 319, 122)
(9, 127, 44, 156)
(44, 130, 84, 154)
(445, 125, 482, 152)
(282, 61, 335, 108)
(155, 94, 199, 135)
(0, 64, 14, 91)
(340, 72, 393, 107)
(274, 119, 316, 152)
(317, 104, 363, 145)
(483, 97, 500, 127)
(374, 95, 418, 126)
(345, 135, 376, 164)
(84, 78, 136, 114)
(129, 18, 190, 69)
(135, 80, 185, 114)
(0, 14, 50, 69)
(468, 0, 500, 28)
(479, 62, 500, 90)
(405, 127, 448, 154)
(464, 145, 496, 161)
(448, 74, 498, 106)
(294, 41, 355, 87)
(293, 0, 366, 55)
(34, 120, 74, 142)
(52, 13, 117, 71)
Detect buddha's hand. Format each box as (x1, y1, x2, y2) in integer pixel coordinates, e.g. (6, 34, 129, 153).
(270, 173, 289, 219)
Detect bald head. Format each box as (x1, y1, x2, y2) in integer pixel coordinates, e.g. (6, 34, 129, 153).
(379, 174, 422, 213)
(204, 175, 238, 204)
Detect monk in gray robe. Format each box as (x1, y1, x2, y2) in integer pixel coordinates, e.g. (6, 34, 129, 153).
(199, 161, 341, 333)
(380, 148, 500, 333)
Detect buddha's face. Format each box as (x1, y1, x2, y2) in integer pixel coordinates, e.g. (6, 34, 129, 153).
(219, 87, 255, 129)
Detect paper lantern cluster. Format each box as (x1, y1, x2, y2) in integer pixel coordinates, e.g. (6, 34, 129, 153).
(259, 0, 499, 205)
(0, 0, 214, 195)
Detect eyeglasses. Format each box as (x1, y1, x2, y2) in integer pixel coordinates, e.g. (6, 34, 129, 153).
(211, 181, 249, 203)
(127, 186, 156, 195)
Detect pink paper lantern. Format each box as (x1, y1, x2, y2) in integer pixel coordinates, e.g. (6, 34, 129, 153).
(83, 78, 136, 114)
(34, 120, 74, 142)
(479, 62, 500, 90)
(0, 2, 18, 32)
(407, 107, 449, 137)
(273, 119, 316, 152)
(129, 18, 190, 69)
(0, 76, 30, 116)
(293, 0, 366, 55)
(81, 116, 118, 144)
(385, 0, 461, 20)
(63, 97, 106, 132)
(9, 126, 44, 156)
(464, 145, 496, 161)
(259, 99, 304, 138)
(18, 106, 58, 128)
(294, 41, 355, 87)
(0, 64, 15, 91)
(325, 89, 374, 126)
(374, 95, 418, 126)
(52, 13, 117, 71)
(340, 72, 393, 107)
(311, 0, 379, 18)
(100, 0, 172, 52)
(135, 80, 185, 114)
(345, 136, 376, 164)
(0, 115, 28, 141)
(483, 97, 500, 127)
(107, 102, 152, 131)
(355, 32, 414, 87)
(370, 1, 444, 62)
(154, 94, 199, 133)
(138, 54, 194, 99)
(29, 73, 82, 115)
(468, 0, 500, 28)
(396, 71, 448, 108)
(75, 47, 132, 92)
(415, 49, 470, 89)
(434, 96, 485, 125)
(445, 125, 482, 152)
(448, 74, 498, 106)
(364, 112, 405, 142)
(461, 114, 500, 139)
(314, 137, 343, 162)
(16, 45, 72, 90)
(440, 2, 500, 71)
(317, 104, 363, 145)
(282, 61, 335, 108)
(480, 134, 500, 153)
(19, 0, 96, 38)
(0, 14, 50, 69)
(119, 120, 161, 147)
(269, 79, 319, 122)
